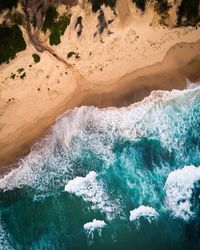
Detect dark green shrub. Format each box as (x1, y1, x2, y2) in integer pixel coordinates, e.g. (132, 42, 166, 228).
(17, 68, 24, 73)
(132, 0, 146, 11)
(12, 12, 23, 25)
(177, 0, 200, 25)
(32, 54, 40, 63)
(42, 7, 71, 45)
(88, 0, 117, 12)
(156, 0, 170, 14)
(0, 25, 26, 65)
(0, 0, 18, 11)
(20, 72, 26, 79)
(67, 52, 77, 58)
(42, 7, 59, 33)
(4, 11, 23, 26)
(10, 73, 16, 79)
(49, 15, 71, 45)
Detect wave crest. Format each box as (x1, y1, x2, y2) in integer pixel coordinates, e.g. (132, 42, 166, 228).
(165, 165, 200, 221)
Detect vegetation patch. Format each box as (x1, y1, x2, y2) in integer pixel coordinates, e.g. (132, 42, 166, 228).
(131, 0, 199, 26)
(17, 68, 24, 74)
(154, 0, 171, 25)
(32, 54, 40, 63)
(132, 0, 146, 11)
(20, 72, 26, 79)
(3, 11, 24, 26)
(11, 12, 23, 25)
(67, 52, 80, 59)
(52, 0, 200, 27)
(10, 73, 16, 79)
(155, 0, 170, 14)
(177, 0, 200, 26)
(88, 0, 117, 12)
(0, 0, 18, 11)
(10, 68, 26, 80)
(42, 7, 71, 46)
(42, 7, 59, 33)
(0, 25, 26, 65)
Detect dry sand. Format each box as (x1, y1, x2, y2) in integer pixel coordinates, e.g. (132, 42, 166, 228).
(0, 3, 200, 173)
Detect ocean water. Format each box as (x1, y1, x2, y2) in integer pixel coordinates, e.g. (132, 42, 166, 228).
(0, 84, 200, 250)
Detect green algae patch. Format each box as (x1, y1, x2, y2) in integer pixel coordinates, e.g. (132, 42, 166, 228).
(0, 25, 26, 65)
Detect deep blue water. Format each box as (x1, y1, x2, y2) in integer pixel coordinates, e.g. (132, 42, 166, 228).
(0, 86, 200, 250)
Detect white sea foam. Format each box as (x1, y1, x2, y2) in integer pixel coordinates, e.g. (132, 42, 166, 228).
(0, 85, 199, 198)
(84, 219, 106, 231)
(65, 171, 121, 220)
(0, 218, 14, 250)
(64, 171, 97, 193)
(165, 165, 200, 221)
(186, 78, 200, 89)
(129, 205, 159, 223)
(83, 219, 106, 243)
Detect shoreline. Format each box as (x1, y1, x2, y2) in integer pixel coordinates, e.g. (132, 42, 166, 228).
(0, 40, 200, 174)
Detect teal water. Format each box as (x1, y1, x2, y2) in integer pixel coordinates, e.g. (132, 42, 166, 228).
(0, 86, 200, 250)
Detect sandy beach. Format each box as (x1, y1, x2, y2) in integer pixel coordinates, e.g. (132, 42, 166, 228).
(0, 3, 200, 173)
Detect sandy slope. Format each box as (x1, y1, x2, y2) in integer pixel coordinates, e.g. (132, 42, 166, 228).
(0, 3, 200, 172)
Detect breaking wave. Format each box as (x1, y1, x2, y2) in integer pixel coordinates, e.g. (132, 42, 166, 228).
(129, 205, 159, 225)
(0, 85, 200, 249)
(165, 165, 200, 221)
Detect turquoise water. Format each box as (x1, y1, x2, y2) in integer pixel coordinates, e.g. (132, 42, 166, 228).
(0, 86, 200, 249)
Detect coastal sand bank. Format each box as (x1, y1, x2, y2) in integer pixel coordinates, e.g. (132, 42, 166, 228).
(0, 40, 200, 173)
(0, 4, 200, 173)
